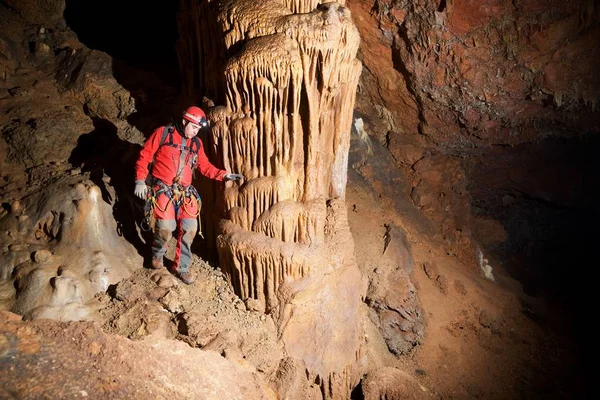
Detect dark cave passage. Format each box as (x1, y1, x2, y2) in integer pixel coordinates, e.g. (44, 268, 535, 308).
(63, 0, 180, 88)
(63, 0, 185, 135)
(468, 135, 599, 343)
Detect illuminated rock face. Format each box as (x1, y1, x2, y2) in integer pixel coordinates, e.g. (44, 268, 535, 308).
(178, 1, 365, 397)
(0, 178, 141, 321)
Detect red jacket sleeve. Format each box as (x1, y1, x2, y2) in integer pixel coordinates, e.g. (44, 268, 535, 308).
(196, 140, 227, 181)
(135, 127, 162, 181)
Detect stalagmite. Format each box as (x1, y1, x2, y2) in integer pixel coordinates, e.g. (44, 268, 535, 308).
(178, 1, 364, 397)
(0, 177, 141, 320)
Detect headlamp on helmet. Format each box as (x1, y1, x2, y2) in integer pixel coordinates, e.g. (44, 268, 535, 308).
(183, 106, 208, 128)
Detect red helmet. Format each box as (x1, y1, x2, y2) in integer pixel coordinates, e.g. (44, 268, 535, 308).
(182, 106, 208, 127)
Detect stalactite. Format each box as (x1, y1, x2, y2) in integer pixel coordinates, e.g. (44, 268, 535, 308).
(283, 5, 361, 200)
(224, 176, 297, 228)
(224, 35, 303, 182)
(252, 199, 325, 244)
(217, 220, 324, 313)
(216, 0, 291, 49)
(178, 1, 364, 397)
(277, 0, 346, 15)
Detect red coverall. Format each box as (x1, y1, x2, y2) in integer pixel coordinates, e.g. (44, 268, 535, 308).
(135, 125, 226, 272)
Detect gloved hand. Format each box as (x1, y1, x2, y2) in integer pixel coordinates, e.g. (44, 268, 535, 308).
(134, 180, 148, 199)
(224, 173, 244, 181)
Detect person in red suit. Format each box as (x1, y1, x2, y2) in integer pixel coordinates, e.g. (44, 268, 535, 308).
(134, 106, 242, 284)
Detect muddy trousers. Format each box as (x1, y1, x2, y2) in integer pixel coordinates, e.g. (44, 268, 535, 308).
(151, 192, 199, 273)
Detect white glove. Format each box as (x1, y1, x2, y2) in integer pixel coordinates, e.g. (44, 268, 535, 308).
(224, 173, 244, 181)
(134, 180, 148, 199)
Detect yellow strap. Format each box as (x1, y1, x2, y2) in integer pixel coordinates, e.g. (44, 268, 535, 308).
(152, 191, 204, 238)
(151, 196, 172, 213)
(182, 197, 200, 217)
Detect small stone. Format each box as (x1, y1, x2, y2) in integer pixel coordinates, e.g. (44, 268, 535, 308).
(412, 321, 426, 336)
(114, 282, 135, 302)
(159, 290, 183, 313)
(146, 287, 169, 301)
(479, 310, 494, 328)
(33, 249, 52, 263)
(422, 261, 439, 280)
(10, 200, 22, 215)
(454, 280, 467, 295)
(157, 275, 178, 288)
(0, 310, 23, 323)
(436, 275, 449, 295)
(244, 298, 262, 312)
(35, 42, 51, 55)
(399, 319, 412, 332)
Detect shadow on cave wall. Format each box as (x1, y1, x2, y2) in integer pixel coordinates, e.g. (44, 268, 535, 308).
(468, 135, 599, 342)
(63, 2, 222, 264)
(63, 0, 182, 135)
(68, 118, 152, 259)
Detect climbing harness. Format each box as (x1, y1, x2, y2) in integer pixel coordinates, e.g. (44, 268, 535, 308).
(141, 125, 205, 237)
(141, 180, 204, 237)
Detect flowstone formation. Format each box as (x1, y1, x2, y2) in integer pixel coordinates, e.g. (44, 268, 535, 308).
(178, 1, 365, 397)
(0, 177, 141, 320)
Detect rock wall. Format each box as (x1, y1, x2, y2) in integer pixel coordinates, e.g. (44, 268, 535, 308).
(1, 3, 152, 322)
(348, 0, 600, 148)
(345, 0, 600, 271)
(177, 1, 366, 397)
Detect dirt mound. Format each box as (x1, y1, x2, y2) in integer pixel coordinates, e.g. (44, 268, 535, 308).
(0, 312, 271, 399)
(95, 253, 324, 399)
(98, 256, 283, 376)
